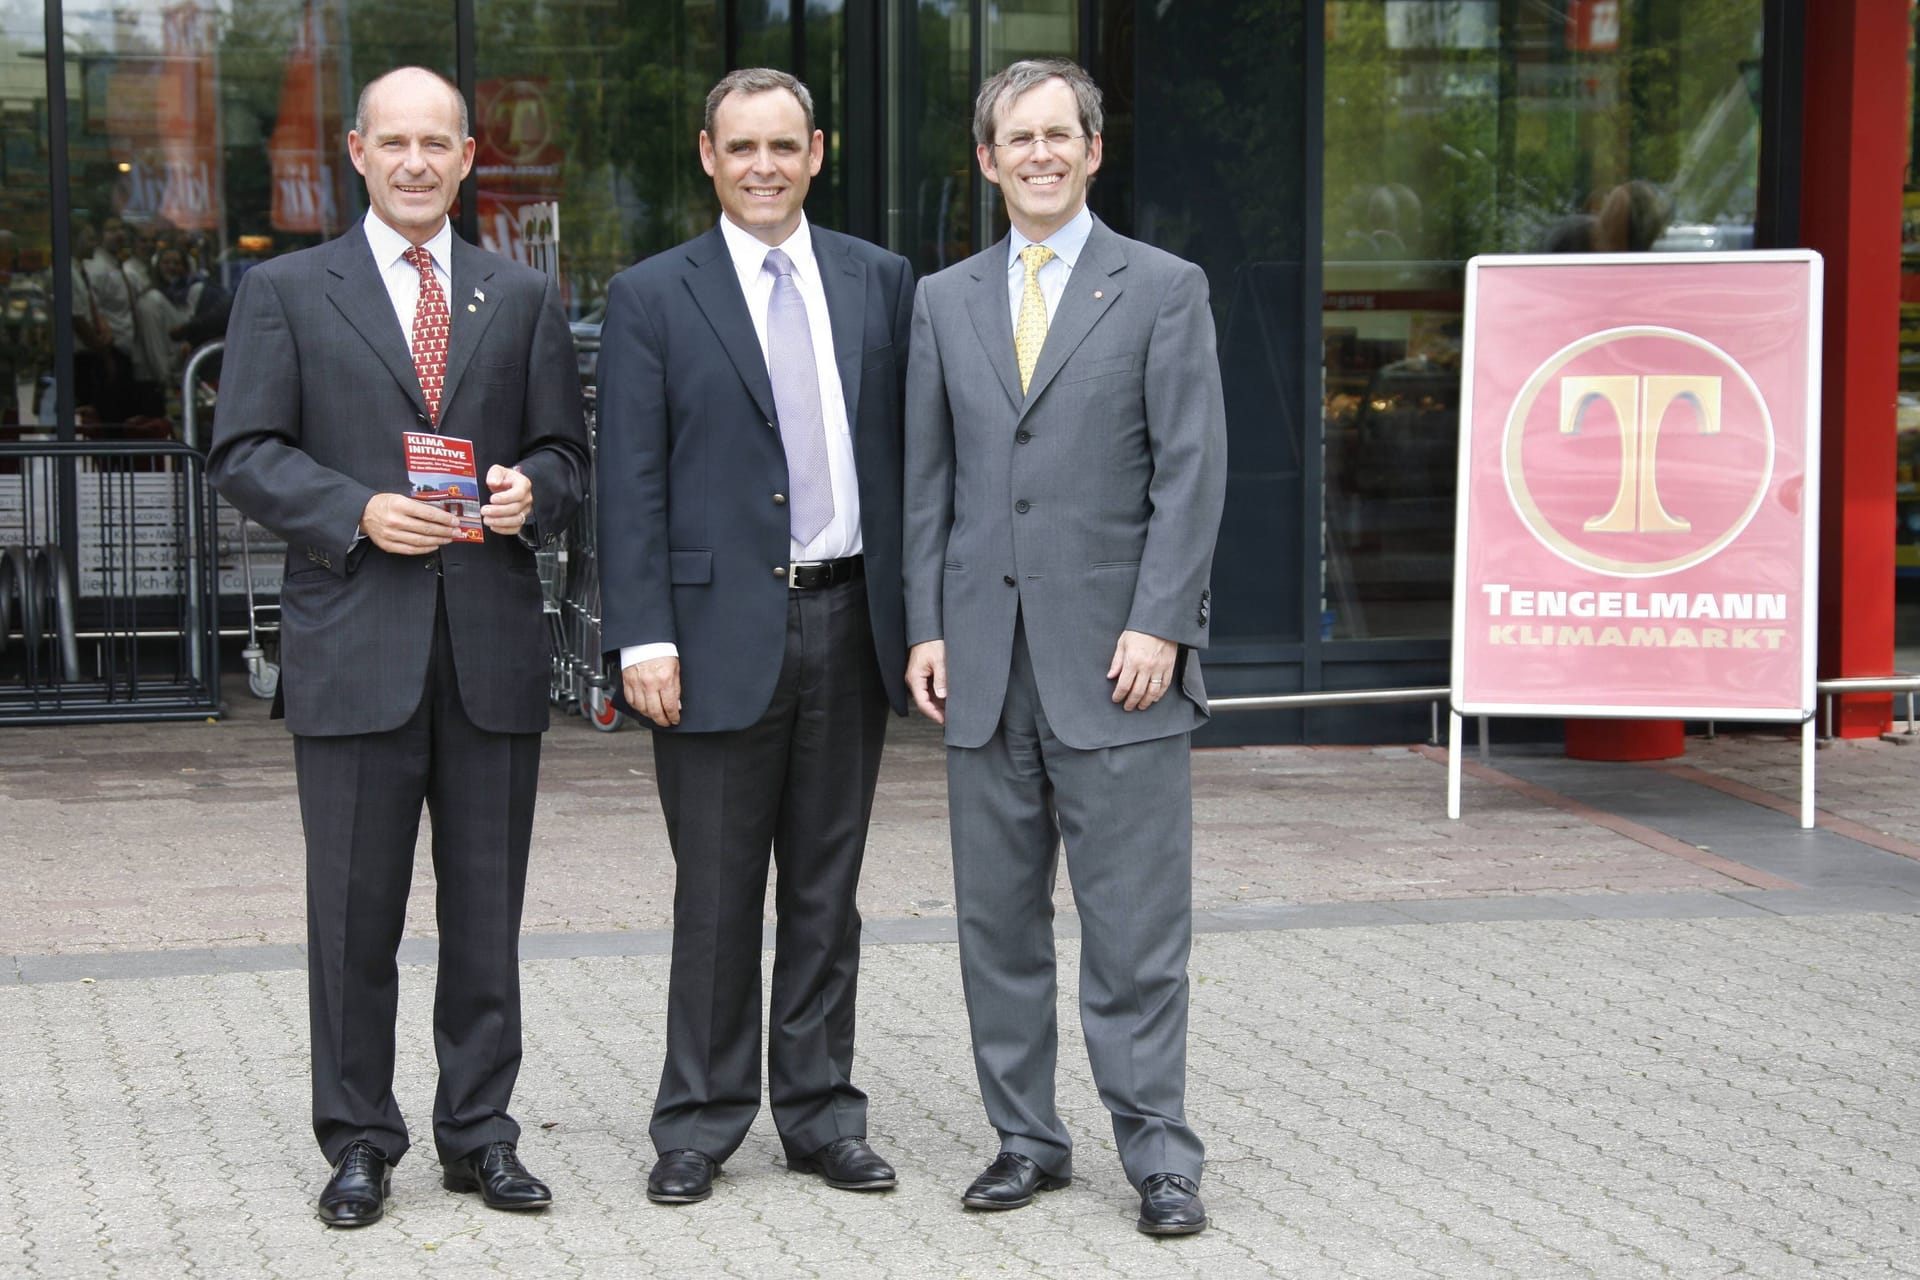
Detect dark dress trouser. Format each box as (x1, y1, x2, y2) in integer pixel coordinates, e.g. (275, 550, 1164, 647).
(648, 574, 889, 1163)
(294, 586, 541, 1167)
(946, 614, 1206, 1189)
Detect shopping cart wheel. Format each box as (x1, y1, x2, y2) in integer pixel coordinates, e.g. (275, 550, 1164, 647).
(248, 659, 280, 701)
(584, 685, 624, 732)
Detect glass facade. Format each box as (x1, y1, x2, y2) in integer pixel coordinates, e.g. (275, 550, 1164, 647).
(1320, 0, 1764, 643)
(1, 0, 51, 427)
(1, 0, 1807, 738)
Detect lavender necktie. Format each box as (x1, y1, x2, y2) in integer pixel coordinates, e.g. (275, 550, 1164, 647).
(764, 247, 834, 545)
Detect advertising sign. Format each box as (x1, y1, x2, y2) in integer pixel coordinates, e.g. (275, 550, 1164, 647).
(475, 78, 565, 276)
(269, 5, 349, 236)
(1452, 252, 1821, 722)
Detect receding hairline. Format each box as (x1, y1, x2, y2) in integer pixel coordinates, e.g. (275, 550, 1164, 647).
(354, 67, 470, 141)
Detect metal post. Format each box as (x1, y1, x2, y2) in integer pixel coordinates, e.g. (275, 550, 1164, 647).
(1447, 711, 1463, 820)
(1800, 717, 1815, 830)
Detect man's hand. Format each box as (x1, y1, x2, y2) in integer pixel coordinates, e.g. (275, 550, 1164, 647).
(906, 640, 948, 724)
(482, 464, 532, 536)
(622, 655, 682, 727)
(360, 492, 457, 554)
(1107, 629, 1176, 711)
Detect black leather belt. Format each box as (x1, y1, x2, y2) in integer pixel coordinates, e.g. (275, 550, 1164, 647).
(789, 555, 863, 589)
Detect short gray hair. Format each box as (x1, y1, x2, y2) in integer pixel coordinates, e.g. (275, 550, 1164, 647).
(704, 68, 815, 138)
(354, 67, 469, 141)
(972, 59, 1103, 150)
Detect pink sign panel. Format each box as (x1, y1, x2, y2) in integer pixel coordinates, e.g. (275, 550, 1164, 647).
(1452, 253, 1821, 719)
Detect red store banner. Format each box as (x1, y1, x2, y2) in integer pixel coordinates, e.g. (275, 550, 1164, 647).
(269, 4, 349, 236)
(157, 1, 222, 231)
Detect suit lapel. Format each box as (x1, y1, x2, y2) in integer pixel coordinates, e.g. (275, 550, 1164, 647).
(966, 239, 1023, 412)
(440, 234, 503, 421)
(1018, 218, 1126, 420)
(814, 228, 867, 434)
(324, 223, 430, 420)
(684, 226, 777, 424)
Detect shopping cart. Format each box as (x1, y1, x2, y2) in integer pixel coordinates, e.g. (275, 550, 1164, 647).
(548, 389, 623, 731)
(233, 514, 281, 699)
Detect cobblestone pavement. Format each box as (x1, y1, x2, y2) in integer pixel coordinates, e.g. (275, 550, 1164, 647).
(3, 917, 1918, 1278)
(4, 684, 1920, 1276)
(2, 694, 1868, 958)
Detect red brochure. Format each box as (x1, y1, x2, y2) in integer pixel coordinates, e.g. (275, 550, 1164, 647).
(403, 431, 486, 543)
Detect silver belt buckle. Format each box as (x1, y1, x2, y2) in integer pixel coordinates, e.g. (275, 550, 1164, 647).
(789, 559, 824, 589)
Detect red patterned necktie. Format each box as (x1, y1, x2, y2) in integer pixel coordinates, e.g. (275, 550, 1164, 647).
(403, 244, 450, 424)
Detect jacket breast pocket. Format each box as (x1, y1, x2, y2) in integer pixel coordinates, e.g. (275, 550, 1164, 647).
(473, 358, 525, 385)
(670, 549, 713, 584)
(1057, 354, 1136, 387)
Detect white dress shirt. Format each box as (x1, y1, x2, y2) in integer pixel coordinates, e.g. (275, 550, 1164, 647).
(354, 213, 455, 551)
(363, 211, 454, 344)
(623, 213, 862, 672)
(1006, 204, 1093, 328)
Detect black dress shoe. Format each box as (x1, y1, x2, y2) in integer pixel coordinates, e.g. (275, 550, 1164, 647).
(1136, 1172, 1207, 1235)
(441, 1141, 552, 1211)
(647, 1149, 718, 1204)
(786, 1137, 897, 1191)
(960, 1151, 1070, 1210)
(317, 1140, 391, 1228)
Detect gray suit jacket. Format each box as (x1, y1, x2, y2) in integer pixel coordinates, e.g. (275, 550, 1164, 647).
(904, 216, 1227, 751)
(208, 222, 589, 737)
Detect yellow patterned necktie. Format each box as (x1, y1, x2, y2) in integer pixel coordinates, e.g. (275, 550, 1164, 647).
(1014, 244, 1055, 395)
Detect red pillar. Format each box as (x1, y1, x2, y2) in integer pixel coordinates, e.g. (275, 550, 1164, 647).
(1799, 0, 1904, 737)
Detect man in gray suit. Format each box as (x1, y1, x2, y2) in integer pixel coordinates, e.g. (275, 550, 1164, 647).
(209, 67, 588, 1227)
(903, 59, 1226, 1236)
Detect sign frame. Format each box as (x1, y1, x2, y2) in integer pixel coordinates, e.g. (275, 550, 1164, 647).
(1447, 250, 1823, 824)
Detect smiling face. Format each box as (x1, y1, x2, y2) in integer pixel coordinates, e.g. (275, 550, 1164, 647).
(977, 76, 1101, 243)
(347, 69, 474, 246)
(699, 87, 822, 247)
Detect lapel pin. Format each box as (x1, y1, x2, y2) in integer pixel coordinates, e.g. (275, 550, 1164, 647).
(1093, 290, 1104, 299)
(467, 304, 477, 312)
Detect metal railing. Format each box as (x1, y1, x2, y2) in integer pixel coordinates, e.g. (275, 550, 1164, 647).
(0, 439, 221, 724)
(180, 339, 223, 452)
(1212, 678, 1919, 745)
(1818, 675, 1920, 737)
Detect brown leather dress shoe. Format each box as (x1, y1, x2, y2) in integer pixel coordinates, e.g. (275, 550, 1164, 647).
(441, 1141, 552, 1211)
(317, 1140, 391, 1228)
(786, 1136, 897, 1190)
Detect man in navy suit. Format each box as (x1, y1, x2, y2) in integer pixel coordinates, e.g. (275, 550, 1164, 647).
(595, 67, 912, 1205)
(210, 67, 588, 1226)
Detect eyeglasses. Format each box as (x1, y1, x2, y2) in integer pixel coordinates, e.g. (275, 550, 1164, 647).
(992, 129, 1087, 157)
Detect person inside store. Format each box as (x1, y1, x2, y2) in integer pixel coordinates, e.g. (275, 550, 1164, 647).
(77, 215, 138, 422)
(131, 246, 201, 417)
(902, 57, 1227, 1237)
(207, 65, 588, 1229)
(594, 66, 914, 1207)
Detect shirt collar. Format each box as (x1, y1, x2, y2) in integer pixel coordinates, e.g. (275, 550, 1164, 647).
(1008, 205, 1093, 274)
(719, 213, 817, 288)
(364, 210, 454, 277)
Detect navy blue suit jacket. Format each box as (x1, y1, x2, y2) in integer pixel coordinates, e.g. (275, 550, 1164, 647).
(595, 223, 912, 731)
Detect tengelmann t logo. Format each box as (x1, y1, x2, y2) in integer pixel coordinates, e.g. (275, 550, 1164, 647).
(1558, 375, 1721, 533)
